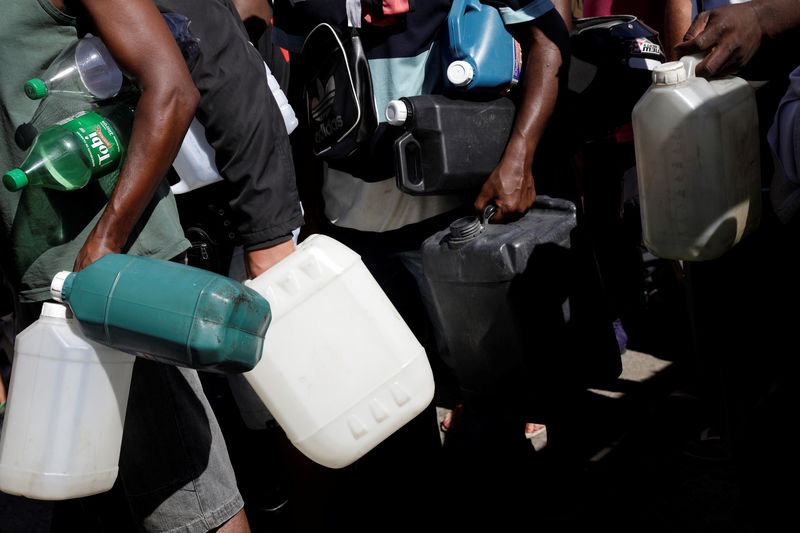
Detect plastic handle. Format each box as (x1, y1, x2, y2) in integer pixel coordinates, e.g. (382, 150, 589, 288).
(679, 53, 706, 79)
(478, 197, 575, 227)
(448, 0, 471, 55)
(532, 195, 578, 214)
(395, 132, 424, 194)
(481, 204, 498, 225)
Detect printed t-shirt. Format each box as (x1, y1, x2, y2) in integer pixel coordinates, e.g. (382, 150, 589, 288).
(273, 0, 556, 233)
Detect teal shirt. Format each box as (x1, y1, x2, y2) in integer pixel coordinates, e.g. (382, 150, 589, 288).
(0, 0, 189, 302)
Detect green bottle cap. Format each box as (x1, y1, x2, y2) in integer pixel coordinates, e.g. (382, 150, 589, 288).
(3, 169, 29, 191)
(24, 78, 47, 100)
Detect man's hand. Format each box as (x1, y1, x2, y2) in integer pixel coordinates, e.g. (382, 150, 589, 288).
(73, 231, 121, 272)
(474, 137, 536, 221)
(71, 0, 199, 271)
(674, 2, 763, 78)
(474, 0, 570, 222)
(245, 239, 296, 279)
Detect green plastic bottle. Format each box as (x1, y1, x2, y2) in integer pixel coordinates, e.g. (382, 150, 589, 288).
(49, 254, 272, 373)
(3, 103, 134, 192)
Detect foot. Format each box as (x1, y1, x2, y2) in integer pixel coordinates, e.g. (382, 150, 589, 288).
(440, 404, 462, 433)
(524, 422, 546, 439)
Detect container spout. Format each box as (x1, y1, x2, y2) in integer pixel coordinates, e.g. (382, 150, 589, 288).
(50, 271, 73, 302)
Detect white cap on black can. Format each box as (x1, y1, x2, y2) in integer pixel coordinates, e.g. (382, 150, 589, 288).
(385, 99, 410, 126)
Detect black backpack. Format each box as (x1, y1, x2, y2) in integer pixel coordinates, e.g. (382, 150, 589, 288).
(300, 17, 379, 159)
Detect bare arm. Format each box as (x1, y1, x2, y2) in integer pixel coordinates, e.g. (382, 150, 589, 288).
(473, 0, 571, 222)
(663, 0, 693, 61)
(232, 0, 272, 22)
(674, 0, 800, 78)
(73, 0, 200, 270)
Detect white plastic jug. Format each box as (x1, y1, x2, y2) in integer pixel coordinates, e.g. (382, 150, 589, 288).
(265, 61, 299, 135)
(243, 234, 434, 469)
(170, 117, 225, 195)
(171, 61, 297, 195)
(631, 56, 762, 261)
(0, 302, 134, 500)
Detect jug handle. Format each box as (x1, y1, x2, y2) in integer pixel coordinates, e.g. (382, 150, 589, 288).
(533, 195, 578, 214)
(679, 53, 706, 78)
(395, 132, 425, 194)
(480, 197, 575, 225)
(449, 0, 469, 52)
(481, 204, 498, 225)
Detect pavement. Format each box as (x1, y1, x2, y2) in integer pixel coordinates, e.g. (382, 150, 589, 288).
(515, 330, 793, 533)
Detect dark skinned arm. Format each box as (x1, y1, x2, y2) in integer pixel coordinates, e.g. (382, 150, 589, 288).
(232, 0, 272, 23)
(473, 0, 571, 222)
(663, 0, 693, 61)
(674, 0, 800, 78)
(72, 0, 200, 271)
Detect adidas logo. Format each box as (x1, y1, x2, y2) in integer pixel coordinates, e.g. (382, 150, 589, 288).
(309, 75, 344, 144)
(310, 75, 336, 121)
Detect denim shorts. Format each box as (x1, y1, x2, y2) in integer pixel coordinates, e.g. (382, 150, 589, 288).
(121, 254, 242, 531)
(118, 360, 244, 533)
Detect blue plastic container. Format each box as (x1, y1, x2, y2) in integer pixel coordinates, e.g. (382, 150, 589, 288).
(441, 0, 522, 94)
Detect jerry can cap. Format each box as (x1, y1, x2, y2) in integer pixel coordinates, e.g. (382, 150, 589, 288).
(447, 205, 497, 248)
(3, 169, 28, 192)
(385, 99, 409, 126)
(24, 78, 47, 100)
(447, 60, 474, 87)
(50, 271, 72, 302)
(652, 62, 687, 85)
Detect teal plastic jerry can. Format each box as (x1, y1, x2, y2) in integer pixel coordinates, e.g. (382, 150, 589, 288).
(50, 254, 271, 373)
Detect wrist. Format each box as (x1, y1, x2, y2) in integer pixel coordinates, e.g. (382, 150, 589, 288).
(245, 239, 296, 278)
(503, 135, 536, 170)
(90, 206, 132, 251)
(750, 1, 770, 38)
(751, 0, 793, 39)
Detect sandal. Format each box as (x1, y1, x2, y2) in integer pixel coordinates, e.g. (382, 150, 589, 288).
(440, 404, 462, 433)
(525, 422, 546, 439)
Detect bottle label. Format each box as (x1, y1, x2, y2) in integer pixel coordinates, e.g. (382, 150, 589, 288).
(510, 38, 522, 86)
(60, 111, 123, 173)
